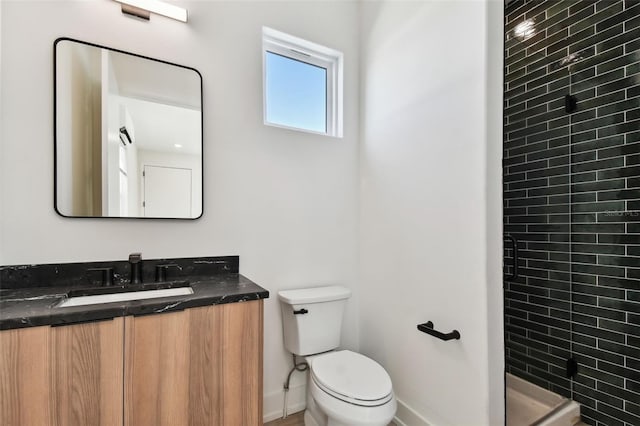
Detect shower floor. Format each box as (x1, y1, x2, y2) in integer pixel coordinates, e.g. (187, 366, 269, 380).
(507, 388, 556, 425)
(506, 373, 582, 426)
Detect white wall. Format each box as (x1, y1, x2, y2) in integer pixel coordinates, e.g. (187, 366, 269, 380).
(358, 1, 503, 425)
(0, 0, 3, 261)
(121, 106, 140, 217)
(0, 1, 360, 421)
(486, 1, 506, 424)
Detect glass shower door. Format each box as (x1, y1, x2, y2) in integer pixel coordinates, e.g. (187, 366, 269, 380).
(504, 1, 640, 425)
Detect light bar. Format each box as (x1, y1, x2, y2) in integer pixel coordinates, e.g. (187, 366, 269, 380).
(115, 0, 187, 23)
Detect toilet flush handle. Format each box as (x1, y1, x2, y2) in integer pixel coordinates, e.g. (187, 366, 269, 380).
(293, 308, 308, 315)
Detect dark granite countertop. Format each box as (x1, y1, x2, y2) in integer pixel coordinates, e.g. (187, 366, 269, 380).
(0, 256, 269, 330)
(0, 273, 269, 330)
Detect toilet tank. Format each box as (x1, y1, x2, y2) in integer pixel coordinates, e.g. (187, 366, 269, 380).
(278, 286, 352, 356)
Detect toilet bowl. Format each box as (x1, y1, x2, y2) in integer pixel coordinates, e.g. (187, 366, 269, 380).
(304, 350, 397, 426)
(278, 286, 397, 426)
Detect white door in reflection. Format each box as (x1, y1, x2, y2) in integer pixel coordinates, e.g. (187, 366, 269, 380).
(143, 165, 192, 218)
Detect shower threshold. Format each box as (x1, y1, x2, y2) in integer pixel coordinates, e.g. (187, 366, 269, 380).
(506, 373, 583, 426)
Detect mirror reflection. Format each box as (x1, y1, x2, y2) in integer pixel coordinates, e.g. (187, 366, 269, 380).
(55, 38, 202, 219)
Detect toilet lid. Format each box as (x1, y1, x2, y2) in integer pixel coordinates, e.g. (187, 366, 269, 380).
(311, 350, 392, 403)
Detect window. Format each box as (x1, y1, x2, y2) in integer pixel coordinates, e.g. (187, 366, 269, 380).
(263, 27, 343, 137)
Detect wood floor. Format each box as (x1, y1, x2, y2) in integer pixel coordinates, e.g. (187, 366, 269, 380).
(265, 411, 304, 426)
(265, 411, 397, 426)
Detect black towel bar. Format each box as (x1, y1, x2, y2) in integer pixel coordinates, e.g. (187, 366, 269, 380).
(417, 321, 461, 341)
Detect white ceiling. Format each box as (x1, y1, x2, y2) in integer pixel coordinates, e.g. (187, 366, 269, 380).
(109, 50, 201, 109)
(117, 96, 201, 155)
(108, 49, 201, 156)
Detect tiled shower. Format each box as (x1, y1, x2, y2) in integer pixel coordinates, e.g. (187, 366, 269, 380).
(503, 1, 640, 425)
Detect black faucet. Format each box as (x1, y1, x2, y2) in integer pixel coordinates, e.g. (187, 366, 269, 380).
(129, 253, 142, 285)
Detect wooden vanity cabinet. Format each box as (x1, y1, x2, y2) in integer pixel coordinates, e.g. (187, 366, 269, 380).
(0, 318, 124, 426)
(124, 300, 264, 426)
(0, 299, 264, 426)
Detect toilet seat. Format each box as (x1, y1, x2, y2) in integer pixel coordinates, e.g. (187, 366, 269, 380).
(309, 350, 393, 407)
(309, 369, 397, 426)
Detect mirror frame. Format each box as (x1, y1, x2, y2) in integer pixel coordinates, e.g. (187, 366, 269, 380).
(53, 37, 204, 220)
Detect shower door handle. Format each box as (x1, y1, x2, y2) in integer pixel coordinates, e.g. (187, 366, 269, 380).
(504, 235, 518, 281)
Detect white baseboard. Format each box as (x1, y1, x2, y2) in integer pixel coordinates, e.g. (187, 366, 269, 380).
(263, 384, 307, 423)
(264, 390, 430, 426)
(394, 398, 432, 426)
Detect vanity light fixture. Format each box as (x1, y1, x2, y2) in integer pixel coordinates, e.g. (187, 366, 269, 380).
(119, 127, 133, 145)
(114, 0, 188, 23)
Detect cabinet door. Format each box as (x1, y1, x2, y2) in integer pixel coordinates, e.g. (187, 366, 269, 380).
(0, 325, 51, 425)
(221, 300, 263, 426)
(124, 300, 263, 426)
(0, 318, 124, 426)
(124, 308, 213, 426)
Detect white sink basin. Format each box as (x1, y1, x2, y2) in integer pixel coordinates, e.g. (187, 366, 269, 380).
(57, 287, 194, 308)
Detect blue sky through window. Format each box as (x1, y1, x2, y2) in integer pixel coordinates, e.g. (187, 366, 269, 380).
(265, 51, 327, 133)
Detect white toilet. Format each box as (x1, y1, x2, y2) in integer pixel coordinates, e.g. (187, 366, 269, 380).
(278, 286, 397, 426)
